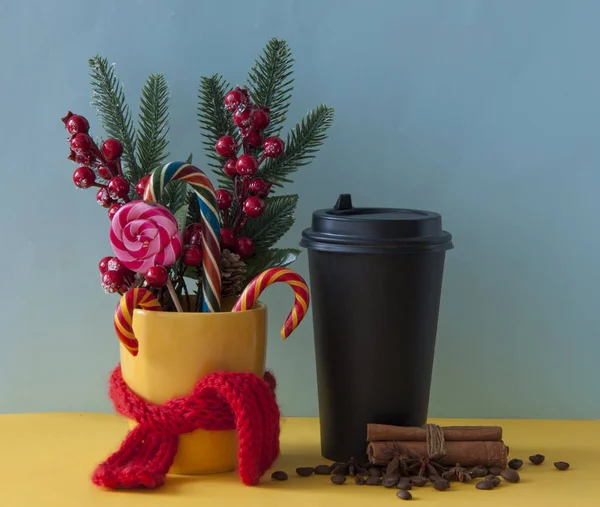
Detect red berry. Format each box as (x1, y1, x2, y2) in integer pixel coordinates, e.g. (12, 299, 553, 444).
(263, 137, 285, 158)
(220, 228, 237, 250)
(236, 154, 259, 176)
(107, 257, 132, 277)
(101, 270, 125, 293)
(72, 166, 96, 189)
(245, 129, 263, 148)
(243, 196, 265, 218)
(107, 176, 130, 200)
(76, 152, 95, 165)
(215, 136, 238, 158)
(136, 175, 151, 197)
(97, 166, 112, 180)
(236, 237, 255, 258)
(223, 158, 238, 178)
(98, 256, 113, 274)
(224, 88, 248, 112)
(216, 189, 233, 210)
(66, 114, 90, 135)
(233, 105, 254, 128)
(248, 177, 272, 198)
(183, 244, 203, 266)
(252, 108, 270, 130)
(102, 138, 123, 160)
(145, 266, 168, 288)
(108, 202, 122, 221)
(70, 133, 93, 154)
(96, 188, 113, 208)
(184, 223, 203, 245)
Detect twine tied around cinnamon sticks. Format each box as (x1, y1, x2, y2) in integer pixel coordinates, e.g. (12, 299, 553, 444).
(366, 423, 508, 468)
(424, 423, 446, 457)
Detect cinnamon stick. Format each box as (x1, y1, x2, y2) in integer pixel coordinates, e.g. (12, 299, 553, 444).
(367, 424, 502, 442)
(367, 441, 508, 468)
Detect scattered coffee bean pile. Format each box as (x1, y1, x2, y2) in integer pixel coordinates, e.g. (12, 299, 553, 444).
(268, 452, 571, 500)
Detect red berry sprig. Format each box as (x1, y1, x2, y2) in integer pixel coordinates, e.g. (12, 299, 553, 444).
(212, 88, 287, 258)
(62, 111, 131, 221)
(98, 256, 134, 294)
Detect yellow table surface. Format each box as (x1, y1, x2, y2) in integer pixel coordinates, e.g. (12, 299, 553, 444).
(0, 413, 598, 507)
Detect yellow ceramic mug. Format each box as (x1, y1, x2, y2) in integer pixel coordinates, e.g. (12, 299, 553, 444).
(119, 300, 267, 475)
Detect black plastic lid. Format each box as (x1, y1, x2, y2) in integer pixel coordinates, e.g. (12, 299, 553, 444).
(300, 194, 453, 254)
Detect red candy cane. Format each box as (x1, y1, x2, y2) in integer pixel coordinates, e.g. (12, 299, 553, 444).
(114, 288, 162, 356)
(232, 268, 309, 339)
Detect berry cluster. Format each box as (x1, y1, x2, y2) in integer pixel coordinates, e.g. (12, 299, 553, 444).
(62, 111, 132, 221)
(98, 256, 135, 294)
(63, 112, 164, 294)
(214, 87, 285, 258)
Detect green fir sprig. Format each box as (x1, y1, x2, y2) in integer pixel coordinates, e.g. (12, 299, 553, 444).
(84, 38, 333, 296)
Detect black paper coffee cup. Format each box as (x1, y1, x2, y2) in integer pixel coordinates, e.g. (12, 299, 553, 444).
(300, 194, 453, 462)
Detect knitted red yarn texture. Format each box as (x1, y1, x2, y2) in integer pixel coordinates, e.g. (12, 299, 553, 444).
(92, 365, 280, 489)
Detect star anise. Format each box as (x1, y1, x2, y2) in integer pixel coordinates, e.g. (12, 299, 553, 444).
(442, 463, 472, 483)
(405, 451, 447, 478)
(381, 444, 419, 477)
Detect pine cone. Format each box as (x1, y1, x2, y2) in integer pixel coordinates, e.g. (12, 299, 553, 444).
(221, 249, 247, 298)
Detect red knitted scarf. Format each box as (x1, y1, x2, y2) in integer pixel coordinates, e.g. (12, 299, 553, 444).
(92, 365, 280, 489)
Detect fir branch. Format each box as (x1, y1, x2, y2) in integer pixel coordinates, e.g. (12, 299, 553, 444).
(186, 188, 201, 228)
(136, 73, 170, 181)
(162, 180, 188, 219)
(260, 105, 334, 186)
(197, 74, 238, 188)
(88, 56, 139, 178)
(244, 248, 301, 282)
(247, 38, 294, 138)
(242, 194, 298, 250)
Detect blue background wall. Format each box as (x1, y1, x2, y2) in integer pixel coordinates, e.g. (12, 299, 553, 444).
(1, 0, 599, 418)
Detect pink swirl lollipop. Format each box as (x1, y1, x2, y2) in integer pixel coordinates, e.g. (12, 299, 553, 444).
(110, 201, 182, 273)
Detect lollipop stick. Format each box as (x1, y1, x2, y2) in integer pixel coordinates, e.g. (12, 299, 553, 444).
(166, 279, 183, 312)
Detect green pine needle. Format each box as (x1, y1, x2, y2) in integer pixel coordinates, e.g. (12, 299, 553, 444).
(136, 73, 170, 181)
(259, 105, 334, 186)
(247, 38, 294, 138)
(88, 56, 140, 178)
(244, 248, 301, 282)
(197, 74, 238, 188)
(242, 194, 298, 250)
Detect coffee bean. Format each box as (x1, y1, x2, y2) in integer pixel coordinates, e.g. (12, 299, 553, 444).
(433, 479, 450, 491)
(366, 475, 382, 486)
(501, 469, 520, 483)
(271, 471, 288, 481)
(331, 474, 346, 485)
(314, 464, 332, 475)
(469, 466, 488, 478)
(332, 461, 346, 468)
(355, 465, 369, 476)
(396, 478, 412, 490)
(296, 467, 314, 477)
(396, 490, 413, 500)
(410, 476, 428, 487)
(382, 476, 399, 488)
(486, 475, 501, 487)
(368, 467, 383, 477)
(429, 474, 442, 483)
(476, 480, 494, 490)
(554, 461, 570, 471)
(488, 466, 503, 475)
(332, 465, 348, 476)
(529, 454, 545, 465)
(355, 475, 366, 485)
(508, 459, 523, 470)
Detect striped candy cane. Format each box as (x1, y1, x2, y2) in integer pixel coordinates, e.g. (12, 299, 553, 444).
(232, 268, 310, 339)
(114, 288, 162, 356)
(144, 162, 222, 312)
